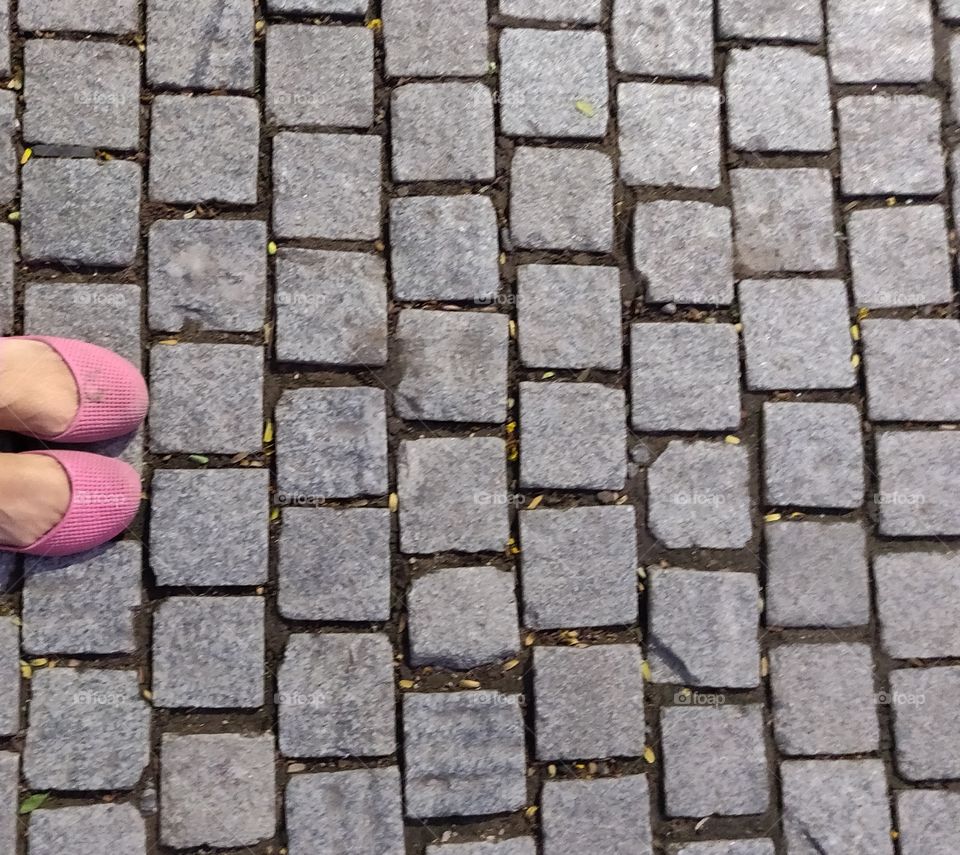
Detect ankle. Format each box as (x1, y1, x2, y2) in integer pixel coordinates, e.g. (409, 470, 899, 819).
(0, 453, 71, 548)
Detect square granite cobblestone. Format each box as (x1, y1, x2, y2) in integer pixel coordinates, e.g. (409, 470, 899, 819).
(429, 840, 536, 855)
(500, 0, 602, 22)
(0, 618, 18, 736)
(267, 0, 368, 10)
(897, 791, 960, 855)
(0, 92, 16, 206)
(613, 0, 713, 78)
(28, 804, 147, 855)
(718, 0, 822, 40)
(890, 666, 960, 781)
(673, 843, 774, 855)
(0, 754, 14, 855)
(20, 0, 140, 32)
(383, 0, 489, 77)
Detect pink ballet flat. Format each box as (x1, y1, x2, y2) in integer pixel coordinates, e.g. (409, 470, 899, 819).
(2, 336, 147, 443)
(4, 450, 142, 557)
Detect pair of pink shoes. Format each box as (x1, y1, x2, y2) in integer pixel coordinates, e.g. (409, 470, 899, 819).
(2, 336, 148, 557)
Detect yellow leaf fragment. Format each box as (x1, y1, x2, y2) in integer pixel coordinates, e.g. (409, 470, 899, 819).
(398, 679, 415, 689)
(267, 240, 278, 256)
(857, 307, 870, 321)
(760, 656, 769, 678)
(503, 658, 520, 671)
(459, 679, 481, 689)
(28, 658, 47, 668)
(19, 661, 31, 679)
(142, 688, 154, 701)
(527, 495, 543, 510)
(508, 319, 517, 338)
(366, 17, 382, 29)
(524, 805, 539, 819)
(764, 512, 782, 522)
(388, 493, 399, 512)
(724, 435, 741, 445)
(643, 745, 656, 764)
(851, 353, 861, 368)
(547, 763, 557, 777)
(20, 148, 32, 165)
(157, 338, 179, 345)
(7, 211, 19, 222)
(542, 371, 555, 379)
(270, 507, 280, 522)
(263, 420, 274, 444)
(641, 660, 652, 681)
(505, 421, 517, 434)
(850, 324, 860, 341)
(575, 99, 596, 117)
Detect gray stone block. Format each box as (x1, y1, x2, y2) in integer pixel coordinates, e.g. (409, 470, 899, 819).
(20, 0, 139, 32)
(944, 0, 960, 18)
(22, 542, 140, 655)
(618, 83, 720, 189)
(500, 29, 608, 140)
(409, 566, 520, 669)
(673, 843, 774, 855)
(278, 633, 395, 757)
(149, 343, 263, 453)
(398, 437, 510, 554)
(876, 431, 960, 536)
(897, 790, 960, 855)
(148, 219, 267, 333)
(267, 25, 373, 128)
(535, 645, 645, 760)
(510, 147, 613, 251)
(763, 402, 864, 509)
(0, 753, 16, 855)
(661, 706, 769, 817)
(393, 82, 495, 180)
(279, 508, 391, 622)
(634, 201, 733, 304)
(613, 0, 713, 77)
(0, 5, 8, 77)
(648, 567, 760, 689)
(24, 40, 140, 149)
(395, 309, 508, 423)
(725, 47, 832, 152)
(0, 224, 12, 336)
(0, 618, 18, 736)
(718, 0, 821, 39)
(647, 441, 752, 549)
(838, 95, 944, 196)
(847, 206, 952, 307)
(520, 506, 638, 629)
(267, 0, 367, 10)
(22, 158, 141, 267)
(771, 643, 879, 755)
(273, 132, 381, 240)
(730, 168, 837, 273)
(150, 95, 260, 204)
(276, 387, 388, 498)
(739, 279, 854, 391)
(631, 323, 740, 431)
(24, 669, 150, 790)
(429, 841, 536, 855)
(275, 248, 387, 365)
(875, 552, 960, 659)
(541, 776, 653, 855)
(890, 666, 960, 781)
(500, 0, 601, 21)
(403, 691, 527, 817)
(764, 520, 870, 628)
(520, 382, 626, 491)
(287, 768, 405, 855)
(28, 804, 146, 855)
(160, 733, 276, 848)
(0, 93, 15, 207)
(518, 265, 622, 370)
(383, 0, 488, 77)
(390, 196, 500, 302)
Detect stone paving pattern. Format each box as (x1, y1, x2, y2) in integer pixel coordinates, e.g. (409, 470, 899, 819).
(0, 1, 958, 853)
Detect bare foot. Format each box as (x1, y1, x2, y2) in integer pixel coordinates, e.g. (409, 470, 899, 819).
(0, 453, 71, 547)
(0, 340, 79, 437)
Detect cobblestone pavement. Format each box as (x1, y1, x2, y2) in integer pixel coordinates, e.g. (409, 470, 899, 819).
(2, 1, 960, 854)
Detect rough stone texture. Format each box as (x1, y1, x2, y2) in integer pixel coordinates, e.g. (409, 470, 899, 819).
(739, 279, 854, 391)
(267, 0, 367, 10)
(764, 520, 871, 628)
(648, 567, 760, 689)
(518, 265, 622, 370)
(827, 0, 934, 83)
(519, 382, 627, 490)
(770, 643, 880, 755)
(390, 196, 500, 302)
(673, 843, 774, 855)
(20, 0, 140, 32)
(429, 841, 536, 855)
(647, 441, 752, 549)
(500, 29, 608, 140)
(0, 224, 11, 335)
(510, 147, 614, 252)
(520, 506, 638, 629)
(0, 753, 17, 855)
(393, 83, 495, 180)
(613, 0, 713, 78)
(278, 633, 395, 757)
(398, 437, 510, 554)
(409, 566, 520, 669)
(22, 158, 141, 267)
(0, 618, 18, 736)
(848, 206, 952, 308)
(21, 542, 141, 655)
(945, 0, 960, 18)
(876, 431, 960, 536)
(718, 0, 822, 40)
(276, 387, 388, 499)
(541, 776, 654, 855)
(150, 95, 260, 205)
(631, 323, 741, 431)
(160, 733, 276, 849)
(874, 553, 960, 659)
(149, 344, 263, 453)
(24, 40, 140, 149)
(24, 669, 150, 791)
(28, 804, 146, 855)
(383, 0, 489, 77)
(897, 790, 960, 855)
(762, 402, 864, 509)
(267, 25, 373, 127)
(890, 666, 960, 781)
(781, 760, 894, 855)
(838, 95, 944, 196)
(730, 168, 837, 274)
(279, 508, 391, 622)
(534, 645, 645, 760)
(149, 219, 267, 333)
(286, 768, 405, 855)
(275, 248, 387, 366)
(725, 47, 832, 152)
(403, 691, 527, 817)
(0, 93, 15, 207)
(273, 132, 381, 240)
(618, 83, 720, 189)
(501, 0, 601, 22)
(661, 706, 769, 818)
(634, 201, 733, 305)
